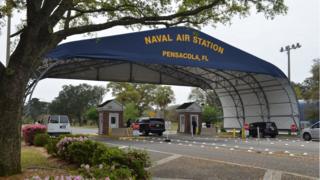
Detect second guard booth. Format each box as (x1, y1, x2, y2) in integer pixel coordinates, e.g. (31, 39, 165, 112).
(176, 102, 202, 135)
(97, 99, 124, 135)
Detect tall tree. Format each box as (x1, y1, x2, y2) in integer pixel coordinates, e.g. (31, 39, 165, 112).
(0, 0, 287, 175)
(49, 84, 106, 126)
(107, 82, 157, 115)
(301, 59, 319, 101)
(23, 98, 49, 122)
(154, 86, 175, 111)
(188, 88, 221, 107)
(123, 102, 140, 122)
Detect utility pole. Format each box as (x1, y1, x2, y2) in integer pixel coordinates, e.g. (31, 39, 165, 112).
(6, 14, 11, 66)
(280, 43, 302, 82)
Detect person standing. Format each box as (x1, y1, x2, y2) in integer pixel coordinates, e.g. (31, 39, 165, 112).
(192, 120, 197, 135)
(127, 118, 132, 128)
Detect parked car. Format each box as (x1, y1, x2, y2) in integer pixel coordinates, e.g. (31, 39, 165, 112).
(249, 122, 278, 138)
(138, 117, 165, 136)
(302, 121, 319, 141)
(46, 115, 71, 135)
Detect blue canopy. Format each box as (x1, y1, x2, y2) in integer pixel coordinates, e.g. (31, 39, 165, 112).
(46, 27, 286, 78)
(41, 27, 299, 130)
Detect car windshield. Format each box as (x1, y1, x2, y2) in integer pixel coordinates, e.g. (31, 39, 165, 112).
(312, 122, 319, 128)
(60, 116, 69, 123)
(49, 115, 59, 123)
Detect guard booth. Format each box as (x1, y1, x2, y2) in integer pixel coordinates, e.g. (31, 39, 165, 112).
(176, 102, 202, 135)
(97, 99, 124, 135)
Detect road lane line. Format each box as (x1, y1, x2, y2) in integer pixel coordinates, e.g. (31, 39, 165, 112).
(263, 170, 282, 180)
(147, 154, 182, 169)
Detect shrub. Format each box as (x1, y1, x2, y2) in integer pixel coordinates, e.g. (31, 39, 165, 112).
(45, 137, 60, 156)
(56, 136, 88, 160)
(33, 133, 49, 147)
(125, 150, 151, 179)
(22, 124, 47, 145)
(67, 140, 97, 165)
(221, 128, 227, 132)
(79, 164, 131, 180)
(93, 147, 150, 179)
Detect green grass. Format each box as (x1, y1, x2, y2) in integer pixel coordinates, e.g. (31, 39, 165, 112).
(21, 146, 56, 169)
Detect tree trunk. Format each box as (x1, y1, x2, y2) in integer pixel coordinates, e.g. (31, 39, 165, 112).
(0, 18, 62, 175)
(0, 68, 29, 175)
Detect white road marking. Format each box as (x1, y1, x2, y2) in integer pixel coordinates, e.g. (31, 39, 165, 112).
(303, 152, 308, 156)
(289, 154, 294, 156)
(285, 143, 289, 146)
(249, 147, 254, 150)
(268, 152, 273, 154)
(148, 154, 182, 169)
(215, 146, 219, 149)
(248, 150, 252, 152)
(230, 148, 234, 151)
(118, 145, 128, 149)
(265, 148, 269, 152)
(200, 145, 205, 148)
(284, 151, 290, 154)
(300, 144, 305, 147)
(263, 170, 282, 180)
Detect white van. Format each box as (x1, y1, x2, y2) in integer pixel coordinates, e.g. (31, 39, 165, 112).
(46, 115, 71, 135)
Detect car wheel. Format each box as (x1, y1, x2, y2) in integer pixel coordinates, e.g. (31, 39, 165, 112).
(144, 131, 149, 136)
(158, 132, 163, 136)
(303, 133, 311, 141)
(270, 135, 276, 138)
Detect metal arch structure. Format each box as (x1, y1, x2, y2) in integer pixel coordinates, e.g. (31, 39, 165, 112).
(27, 27, 300, 130)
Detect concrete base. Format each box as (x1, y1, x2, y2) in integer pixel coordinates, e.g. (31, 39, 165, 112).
(201, 128, 217, 136)
(109, 128, 132, 137)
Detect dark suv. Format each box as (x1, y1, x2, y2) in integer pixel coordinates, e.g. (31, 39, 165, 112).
(249, 122, 278, 138)
(138, 118, 165, 136)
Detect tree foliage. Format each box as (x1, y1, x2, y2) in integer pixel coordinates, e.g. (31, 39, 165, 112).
(85, 107, 99, 125)
(154, 86, 175, 111)
(188, 87, 221, 107)
(107, 82, 157, 116)
(23, 98, 49, 122)
(123, 102, 140, 122)
(202, 105, 221, 125)
(49, 84, 105, 125)
(292, 59, 319, 101)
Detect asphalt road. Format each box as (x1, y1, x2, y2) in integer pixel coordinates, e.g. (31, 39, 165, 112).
(93, 136, 319, 179)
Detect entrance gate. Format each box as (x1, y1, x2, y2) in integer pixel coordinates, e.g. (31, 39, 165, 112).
(26, 27, 300, 130)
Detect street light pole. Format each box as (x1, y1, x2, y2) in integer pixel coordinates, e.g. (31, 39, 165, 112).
(280, 43, 301, 82)
(6, 14, 11, 66)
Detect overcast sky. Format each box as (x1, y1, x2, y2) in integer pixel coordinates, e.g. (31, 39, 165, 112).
(0, 0, 319, 104)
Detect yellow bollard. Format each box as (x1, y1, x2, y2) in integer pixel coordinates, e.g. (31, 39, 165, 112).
(242, 128, 246, 139)
(233, 128, 236, 138)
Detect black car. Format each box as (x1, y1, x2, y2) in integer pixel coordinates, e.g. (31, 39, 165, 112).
(249, 122, 278, 138)
(138, 118, 165, 136)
